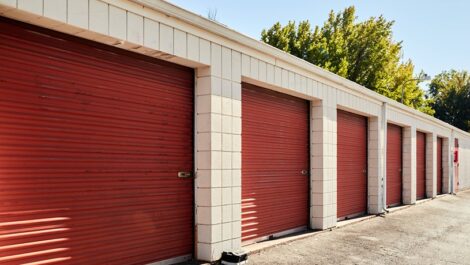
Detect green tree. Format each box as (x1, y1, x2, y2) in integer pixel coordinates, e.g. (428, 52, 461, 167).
(428, 70, 470, 131)
(261, 6, 433, 114)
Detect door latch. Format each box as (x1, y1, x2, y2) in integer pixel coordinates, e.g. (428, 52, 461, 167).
(301, 169, 309, 176)
(178, 171, 193, 178)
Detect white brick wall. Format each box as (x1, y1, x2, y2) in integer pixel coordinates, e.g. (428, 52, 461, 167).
(426, 133, 437, 198)
(310, 95, 337, 229)
(368, 117, 385, 214)
(1, 0, 470, 262)
(403, 127, 417, 204)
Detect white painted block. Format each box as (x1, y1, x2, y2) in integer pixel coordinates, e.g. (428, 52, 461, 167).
(222, 187, 232, 205)
(241, 54, 250, 76)
(222, 151, 232, 169)
(221, 115, 232, 134)
(222, 98, 232, 116)
(250, 57, 259, 79)
(0, 0, 16, 8)
(197, 187, 222, 207)
(231, 50, 241, 83)
(211, 150, 222, 170)
(199, 170, 222, 188)
(159, 23, 173, 54)
(289, 71, 295, 90)
(211, 43, 222, 77)
(281, 69, 289, 88)
(295, 74, 301, 92)
(197, 206, 222, 225)
(232, 117, 241, 135)
(221, 79, 231, 98)
(232, 100, 241, 118)
(222, 205, 232, 223)
(232, 82, 241, 101)
(89, 0, 108, 35)
(266, 63, 274, 84)
(232, 152, 241, 170)
(67, 0, 88, 29)
(211, 113, 222, 133)
(198, 224, 222, 243)
(221, 169, 231, 187)
(222, 133, 232, 151)
(232, 204, 241, 222)
(231, 186, 241, 203)
(222, 222, 232, 240)
(143, 18, 159, 50)
(18, 0, 42, 16)
(197, 132, 211, 151)
(44, 0, 66, 22)
(258, 61, 267, 82)
(222, 47, 232, 80)
(174, 28, 187, 58)
(232, 169, 241, 187)
(232, 134, 241, 152)
(187, 33, 199, 61)
(127, 12, 144, 45)
(197, 242, 223, 262)
(222, 239, 232, 251)
(199, 38, 211, 65)
(273, 67, 282, 86)
(109, 6, 126, 40)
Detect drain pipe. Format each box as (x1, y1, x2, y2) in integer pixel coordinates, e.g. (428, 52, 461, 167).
(381, 102, 389, 214)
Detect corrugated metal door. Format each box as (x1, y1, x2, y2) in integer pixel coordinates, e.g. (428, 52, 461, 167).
(242, 83, 309, 243)
(386, 124, 402, 206)
(416, 132, 426, 199)
(437, 137, 443, 194)
(0, 19, 194, 265)
(337, 110, 368, 219)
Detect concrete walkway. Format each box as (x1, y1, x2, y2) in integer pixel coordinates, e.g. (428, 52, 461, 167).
(248, 190, 470, 265)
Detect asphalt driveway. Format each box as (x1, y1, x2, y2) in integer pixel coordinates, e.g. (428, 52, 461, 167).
(248, 190, 470, 265)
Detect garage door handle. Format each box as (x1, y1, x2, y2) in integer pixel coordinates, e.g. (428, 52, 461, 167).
(301, 170, 309, 176)
(178, 171, 193, 178)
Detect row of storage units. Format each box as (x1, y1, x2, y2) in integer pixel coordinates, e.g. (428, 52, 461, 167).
(241, 84, 449, 242)
(0, 11, 461, 265)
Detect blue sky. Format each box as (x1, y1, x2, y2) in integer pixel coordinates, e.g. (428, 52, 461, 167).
(168, 0, 470, 79)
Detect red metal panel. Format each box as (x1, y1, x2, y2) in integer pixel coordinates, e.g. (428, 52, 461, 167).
(337, 110, 368, 219)
(241, 83, 309, 243)
(386, 124, 402, 206)
(0, 19, 194, 265)
(437, 137, 443, 194)
(416, 132, 426, 199)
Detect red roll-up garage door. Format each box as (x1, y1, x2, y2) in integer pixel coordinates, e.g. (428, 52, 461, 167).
(242, 83, 309, 243)
(387, 124, 402, 206)
(337, 110, 368, 219)
(437, 137, 443, 194)
(0, 19, 194, 265)
(416, 132, 427, 200)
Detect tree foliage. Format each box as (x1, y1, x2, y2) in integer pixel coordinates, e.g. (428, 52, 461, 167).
(428, 70, 470, 131)
(261, 6, 433, 114)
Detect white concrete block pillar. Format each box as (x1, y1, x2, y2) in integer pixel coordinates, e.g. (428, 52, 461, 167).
(442, 138, 451, 193)
(402, 126, 417, 204)
(426, 133, 437, 198)
(310, 99, 337, 229)
(195, 45, 242, 262)
(368, 116, 385, 214)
